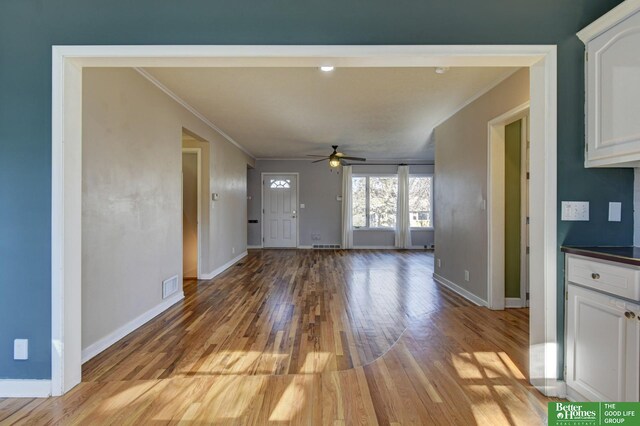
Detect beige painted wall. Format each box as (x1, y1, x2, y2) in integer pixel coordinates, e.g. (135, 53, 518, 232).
(82, 67, 253, 350)
(434, 68, 529, 302)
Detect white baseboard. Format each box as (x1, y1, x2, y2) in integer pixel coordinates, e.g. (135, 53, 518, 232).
(247, 245, 262, 249)
(297, 245, 313, 249)
(433, 273, 488, 307)
(566, 385, 586, 402)
(505, 297, 525, 308)
(351, 245, 431, 250)
(201, 251, 248, 280)
(531, 379, 567, 398)
(353, 245, 396, 249)
(0, 379, 52, 398)
(81, 291, 184, 364)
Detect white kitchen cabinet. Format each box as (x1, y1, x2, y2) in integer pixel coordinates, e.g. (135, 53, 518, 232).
(578, 0, 640, 167)
(566, 284, 640, 401)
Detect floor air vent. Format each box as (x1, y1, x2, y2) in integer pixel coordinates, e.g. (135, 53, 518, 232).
(162, 275, 179, 299)
(312, 244, 341, 249)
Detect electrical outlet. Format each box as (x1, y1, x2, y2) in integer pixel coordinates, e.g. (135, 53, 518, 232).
(232, 247, 236, 254)
(437, 258, 441, 268)
(464, 270, 470, 282)
(14, 339, 28, 360)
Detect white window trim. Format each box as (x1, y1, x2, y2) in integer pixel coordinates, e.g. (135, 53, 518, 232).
(352, 174, 398, 230)
(408, 174, 434, 230)
(352, 173, 434, 230)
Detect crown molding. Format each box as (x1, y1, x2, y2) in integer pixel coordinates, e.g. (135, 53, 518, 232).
(431, 67, 520, 131)
(134, 67, 255, 159)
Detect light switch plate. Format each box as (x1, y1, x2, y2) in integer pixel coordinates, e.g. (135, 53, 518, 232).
(14, 339, 28, 360)
(561, 201, 589, 221)
(609, 202, 622, 222)
(300, 203, 305, 209)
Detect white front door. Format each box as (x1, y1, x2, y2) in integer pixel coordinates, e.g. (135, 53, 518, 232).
(263, 174, 298, 248)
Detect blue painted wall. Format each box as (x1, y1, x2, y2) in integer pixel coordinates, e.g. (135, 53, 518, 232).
(0, 0, 632, 379)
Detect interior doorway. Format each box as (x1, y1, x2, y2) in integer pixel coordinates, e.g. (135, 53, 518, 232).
(182, 149, 200, 279)
(504, 116, 530, 308)
(487, 102, 530, 311)
(51, 45, 559, 398)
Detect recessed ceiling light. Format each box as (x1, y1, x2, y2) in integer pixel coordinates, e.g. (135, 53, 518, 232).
(435, 67, 450, 74)
(320, 66, 335, 72)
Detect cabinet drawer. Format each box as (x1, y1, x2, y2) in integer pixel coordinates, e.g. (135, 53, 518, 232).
(567, 256, 640, 301)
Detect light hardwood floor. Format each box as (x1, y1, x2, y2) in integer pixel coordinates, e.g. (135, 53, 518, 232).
(0, 250, 556, 425)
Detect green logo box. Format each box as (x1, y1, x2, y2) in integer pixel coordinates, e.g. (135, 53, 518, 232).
(548, 402, 640, 426)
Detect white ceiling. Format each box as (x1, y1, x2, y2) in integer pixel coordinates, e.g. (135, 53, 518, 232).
(145, 66, 519, 161)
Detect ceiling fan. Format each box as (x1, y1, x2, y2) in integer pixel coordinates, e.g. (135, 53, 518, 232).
(307, 145, 366, 168)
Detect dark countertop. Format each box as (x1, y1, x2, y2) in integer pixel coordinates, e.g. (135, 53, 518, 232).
(561, 246, 640, 267)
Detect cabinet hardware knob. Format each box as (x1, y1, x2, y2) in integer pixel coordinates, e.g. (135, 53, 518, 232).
(625, 311, 636, 319)
(591, 273, 600, 280)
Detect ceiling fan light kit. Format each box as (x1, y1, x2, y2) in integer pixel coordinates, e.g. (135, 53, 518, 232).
(308, 145, 367, 168)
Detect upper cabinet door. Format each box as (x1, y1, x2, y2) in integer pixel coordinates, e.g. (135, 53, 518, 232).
(579, 1, 640, 167)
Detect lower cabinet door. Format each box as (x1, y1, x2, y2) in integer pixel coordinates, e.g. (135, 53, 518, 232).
(567, 284, 640, 401)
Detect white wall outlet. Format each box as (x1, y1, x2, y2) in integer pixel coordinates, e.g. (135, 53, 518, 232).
(336, 195, 342, 202)
(608, 202, 622, 222)
(464, 270, 470, 282)
(561, 201, 590, 221)
(14, 339, 28, 360)
(437, 258, 441, 268)
(232, 247, 236, 254)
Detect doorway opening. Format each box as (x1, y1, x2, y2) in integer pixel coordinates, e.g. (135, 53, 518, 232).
(182, 145, 201, 280)
(51, 45, 558, 398)
(504, 115, 530, 308)
(488, 103, 530, 310)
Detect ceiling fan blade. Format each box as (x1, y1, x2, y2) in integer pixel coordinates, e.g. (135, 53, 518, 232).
(306, 155, 330, 157)
(311, 158, 328, 163)
(340, 156, 367, 162)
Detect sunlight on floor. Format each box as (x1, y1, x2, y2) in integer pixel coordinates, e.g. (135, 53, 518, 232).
(101, 382, 158, 410)
(269, 376, 312, 422)
(470, 394, 511, 425)
(452, 351, 526, 381)
(451, 353, 484, 379)
(197, 376, 265, 421)
(299, 351, 332, 374)
(178, 350, 289, 376)
(454, 352, 532, 426)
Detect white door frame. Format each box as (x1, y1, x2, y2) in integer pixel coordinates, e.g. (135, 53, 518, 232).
(182, 147, 202, 279)
(487, 102, 530, 311)
(261, 172, 300, 248)
(520, 115, 530, 308)
(51, 44, 558, 397)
